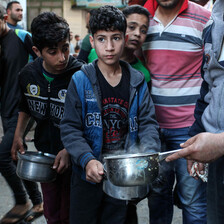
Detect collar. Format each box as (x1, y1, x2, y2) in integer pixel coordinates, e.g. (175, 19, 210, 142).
(144, 0, 188, 17)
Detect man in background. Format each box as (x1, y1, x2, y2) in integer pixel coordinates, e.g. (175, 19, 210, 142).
(6, 1, 23, 29)
(143, 0, 211, 223)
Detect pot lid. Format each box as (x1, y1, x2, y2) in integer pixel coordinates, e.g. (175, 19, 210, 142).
(18, 151, 56, 164)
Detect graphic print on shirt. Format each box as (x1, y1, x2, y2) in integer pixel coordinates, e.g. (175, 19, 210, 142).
(102, 96, 129, 151)
(25, 83, 65, 120)
(96, 64, 130, 153)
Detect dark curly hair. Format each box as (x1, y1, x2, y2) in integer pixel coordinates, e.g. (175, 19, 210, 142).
(122, 4, 150, 19)
(89, 5, 127, 36)
(31, 12, 70, 52)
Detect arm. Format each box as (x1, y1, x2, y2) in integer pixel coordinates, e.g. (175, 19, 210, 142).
(11, 112, 31, 160)
(60, 77, 103, 182)
(138, 81, 161, 152)
(166, 132, 224, 168)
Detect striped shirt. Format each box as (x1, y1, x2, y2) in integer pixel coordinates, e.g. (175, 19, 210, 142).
(143, 0, 211, 129)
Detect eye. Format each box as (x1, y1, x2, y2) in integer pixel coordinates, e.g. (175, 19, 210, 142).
(62, 46, 69, 53)
(48, 50, 56, 55)
(141, 29, 147, 34)
(114, 36, 120, 41)
(128, 25, 135, 31)
(98, 37, 105, 42)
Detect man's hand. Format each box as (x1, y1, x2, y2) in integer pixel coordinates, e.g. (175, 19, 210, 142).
(53, 149, 71, 174)
(166, 132, 224, 163)
(85, 160, 104, 183)
(11, 136, 25, 161)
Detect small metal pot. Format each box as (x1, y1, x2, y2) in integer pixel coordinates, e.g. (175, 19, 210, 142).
(17, 151, 57, 183)
(104, 149, 180, 187)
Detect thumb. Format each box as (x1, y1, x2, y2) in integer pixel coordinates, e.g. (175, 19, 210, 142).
(53, 156, 60, 169)
(180, 135, 196, 148)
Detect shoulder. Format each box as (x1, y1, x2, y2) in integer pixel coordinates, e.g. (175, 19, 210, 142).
(20, 58, 41, 76)
(15, 29, 32, 42)
(186, 1, 211, 21)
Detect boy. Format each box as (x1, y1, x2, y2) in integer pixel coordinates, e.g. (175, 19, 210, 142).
(88, 5, 151, 90)
(11, 12, 83, 223)
(60, 5, 160, 223)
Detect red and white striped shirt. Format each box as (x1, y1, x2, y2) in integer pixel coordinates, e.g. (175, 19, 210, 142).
(143, 0, 211, 129)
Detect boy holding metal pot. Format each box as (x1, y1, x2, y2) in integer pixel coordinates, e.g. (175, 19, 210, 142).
(11, 12, 83, 223)
(60, 5, 160, 223)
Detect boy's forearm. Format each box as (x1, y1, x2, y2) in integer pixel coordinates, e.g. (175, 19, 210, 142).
(14, 112, 31, 138)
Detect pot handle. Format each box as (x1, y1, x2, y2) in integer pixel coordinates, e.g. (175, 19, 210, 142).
(158, 149, 182, 162)
(103, 163, 108, 180)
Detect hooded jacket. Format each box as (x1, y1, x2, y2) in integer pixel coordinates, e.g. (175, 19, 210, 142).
(189, 0, 224, 135)
(60, 60, 160, 180)
(19, 56, 83, 155)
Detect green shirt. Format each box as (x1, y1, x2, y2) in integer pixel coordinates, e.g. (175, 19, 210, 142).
(88, 48, 151, 83)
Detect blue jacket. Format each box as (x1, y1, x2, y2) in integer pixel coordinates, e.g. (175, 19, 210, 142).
(60, 60, 160, 180)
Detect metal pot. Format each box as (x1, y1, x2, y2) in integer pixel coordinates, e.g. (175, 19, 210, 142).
(17, 151, 57, 183)
(104, 149, 180, 187)
(103, 179, 150, 200)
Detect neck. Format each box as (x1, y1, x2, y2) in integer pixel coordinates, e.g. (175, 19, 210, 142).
(156, 0, 184, 26)
(121, 48, 136, 63)
(7, 18, 17, 26)
(97, 60, 121, 77)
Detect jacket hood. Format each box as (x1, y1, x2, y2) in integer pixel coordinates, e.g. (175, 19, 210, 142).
(81, 60, 145, 88)
(211, 0, 224, 56)
(144, 0, 188, 17)
(33, 56, 84, 79)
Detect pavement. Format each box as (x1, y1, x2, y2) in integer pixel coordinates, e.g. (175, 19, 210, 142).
(0, 121, 182, 223)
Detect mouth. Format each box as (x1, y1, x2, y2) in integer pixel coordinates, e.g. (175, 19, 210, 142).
(129, 40, 140, 45)
(105, 55, 115, 59)
(57, 63, 67, 69)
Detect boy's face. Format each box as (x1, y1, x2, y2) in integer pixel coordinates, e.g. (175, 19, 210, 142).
(125, 13, 149, 51)
(34, 38, 70, 74)
(90, 30, 125, 66)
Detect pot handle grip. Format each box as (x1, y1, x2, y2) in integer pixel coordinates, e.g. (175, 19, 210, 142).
(103, 163, 108, 180)
(158, 149, 182, 161)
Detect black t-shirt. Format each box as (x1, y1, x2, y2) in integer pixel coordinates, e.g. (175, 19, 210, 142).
(95, 64, 130, 155)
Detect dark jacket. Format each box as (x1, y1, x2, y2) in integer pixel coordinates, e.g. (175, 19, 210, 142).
(60, 60, 160, 180)
(19, 56, 83, 155)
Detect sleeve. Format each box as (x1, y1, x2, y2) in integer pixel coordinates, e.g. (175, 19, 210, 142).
(24, 33, 37, 61)
(18, 72, 31, 115)
(189, 26, 212, 136)
(137, 81, 161, 153)
(60, 76, 96, 169)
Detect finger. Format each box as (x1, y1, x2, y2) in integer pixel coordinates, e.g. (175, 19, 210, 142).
(53, 157, 60, 169)
(197, 163, 205, 175)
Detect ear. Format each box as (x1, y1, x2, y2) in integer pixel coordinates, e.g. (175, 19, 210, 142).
(32, 46, 41, 58)
(89, 35, 95, 49)
(3, 14, 8, 22)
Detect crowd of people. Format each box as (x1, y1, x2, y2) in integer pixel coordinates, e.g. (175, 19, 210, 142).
(0, 0, 224, 224)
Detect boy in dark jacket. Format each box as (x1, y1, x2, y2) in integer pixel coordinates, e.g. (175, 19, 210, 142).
(60, 5, 160, 224)
(11, 12, 83, 223)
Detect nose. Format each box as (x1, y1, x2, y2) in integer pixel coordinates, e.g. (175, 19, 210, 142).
(134, 28, 141, 37)
(106, 40, 114, 51)
(58, 51, 66, 62)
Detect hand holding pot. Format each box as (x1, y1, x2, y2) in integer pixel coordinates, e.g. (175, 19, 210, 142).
(85, 160, 104, 183)
(53, 149, 71, 174)
(11, 135, 25, 161)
